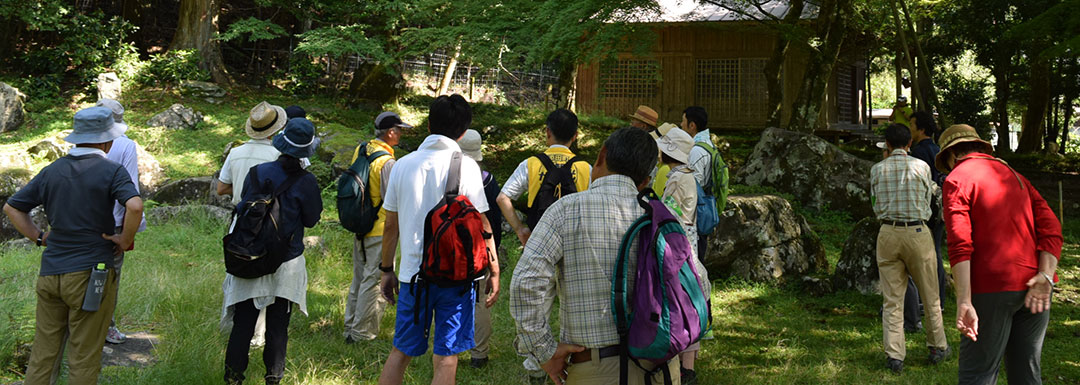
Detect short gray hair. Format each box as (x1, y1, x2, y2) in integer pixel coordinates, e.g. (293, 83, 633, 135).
(375, 128, 391, 139)
(603, 127, 657, 186)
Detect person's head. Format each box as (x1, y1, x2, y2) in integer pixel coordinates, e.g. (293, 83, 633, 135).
(95, 99, 125, 125)
(246, 101, 287, 140)
(284, 105, 307, 120)
(545, 108, 578, 146)
(897, 96, 908, 105)
(374, 111, 412, 146)
(628, 105, 658, 132)
(935, 124, 994, 172)
(458, 129, 483, 162)
(429, 94, 472, 140)
(592, 127, 657, 190)
(273, 118, 320, 159)
(884, 123, 912, 151)
(66, 106, 126, 153)
(910, 110, 937, 140)
(656, 126, 693, 166)
(681, 106, 708, 136)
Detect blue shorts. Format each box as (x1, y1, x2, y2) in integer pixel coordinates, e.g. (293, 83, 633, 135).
(393, 282, 476, 357)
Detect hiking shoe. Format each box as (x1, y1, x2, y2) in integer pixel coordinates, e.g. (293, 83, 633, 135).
(886, 358, 903, 374)
(470, 357, 488, 369)
(681, 368, 698, 385)
(929, 345, 952, 364)
(344, 335, 356, 345)
(105, 326, 126, 344)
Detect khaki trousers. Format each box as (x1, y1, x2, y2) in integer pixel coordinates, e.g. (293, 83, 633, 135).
(344, 236, 386, 340)
(876, 223, 947, 361)
(566, 352, 681, 385)
(470, 277, 491, 359)
(25, 269, 117, 385)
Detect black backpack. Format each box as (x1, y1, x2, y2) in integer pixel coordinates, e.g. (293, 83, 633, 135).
(223, 165, 304, 278)
(337, 144, 390, 236)
(525, 153, 581, 229)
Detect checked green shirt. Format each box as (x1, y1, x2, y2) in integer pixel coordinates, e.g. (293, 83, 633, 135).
(510, 174, 644, 364)
(870, 149, 934, 222)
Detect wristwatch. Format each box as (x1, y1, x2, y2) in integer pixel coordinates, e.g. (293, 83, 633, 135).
(379, 264, 394, 273)
(35, 232, 44, 247)
(1040, 272, 1055, 288)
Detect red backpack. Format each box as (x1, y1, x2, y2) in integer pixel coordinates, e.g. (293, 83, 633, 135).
(416, 152, 491, 289)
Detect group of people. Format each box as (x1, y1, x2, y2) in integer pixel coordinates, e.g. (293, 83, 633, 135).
(871, 107, 1062, 384)
(0, 92, 1064, 385)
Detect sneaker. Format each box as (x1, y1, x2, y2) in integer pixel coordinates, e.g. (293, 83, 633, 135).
(470, 357, 488, 369)
(344, 335, 356, 345)
(886, 358, 903, 374)
(928, 345, 952, 364)
(681, 368, 698, 385)
(904, 321, 923, 333)
(105, 326, 126, 344)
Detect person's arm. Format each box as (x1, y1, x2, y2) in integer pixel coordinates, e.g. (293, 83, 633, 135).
(217, 153, 234, 196)
(497, 193, 530, 245)
(1021, 175, 1062, 314)
(3, 203, 47, 246)
(216, 182, 233, 196)
(688, 147, 708, 187)
(953, 260, 978, 341)
(379, 211, 400, 304)
(103, 196, 143, 252)
(480, 214, 500, 308)
(300, 175, 323, 228)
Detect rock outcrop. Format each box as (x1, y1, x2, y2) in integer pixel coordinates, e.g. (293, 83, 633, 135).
(146, 204, 231, 226)
(136, 145, 165, 194)
(832, 217, 881, 294)
(97, 72, 122, 100)
(180, 81, 227, 104)
(27, 139, 71, 162)
(147, 104, 202, 130)
(149, 177, 231, 208)
(1, 82, 27, 132)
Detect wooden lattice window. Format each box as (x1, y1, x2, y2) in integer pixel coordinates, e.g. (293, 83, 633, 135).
(696, 58, 769, 122)
(600, 59, 659, 98)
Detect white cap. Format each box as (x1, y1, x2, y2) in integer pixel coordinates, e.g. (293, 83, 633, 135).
(459, 129, 483, 161)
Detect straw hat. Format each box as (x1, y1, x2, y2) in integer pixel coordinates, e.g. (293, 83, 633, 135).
(245, 101, 287, 139)
(629, 105, 659, 127)
(459, 129, 483, 161)
(656, 127, 693, 164)
(935, 124, 993, 173)
(65, 106, 127, 144)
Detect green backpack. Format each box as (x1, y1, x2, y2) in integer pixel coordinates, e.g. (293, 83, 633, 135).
(694, 140, 729, 211)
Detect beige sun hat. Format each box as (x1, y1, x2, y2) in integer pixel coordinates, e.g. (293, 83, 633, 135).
(656, 126, 693, 164)
(935, 124, 994, 173)
(459, 129, 483, 161)
(629, 105, 659, 127)
(245, 101, 287, 139)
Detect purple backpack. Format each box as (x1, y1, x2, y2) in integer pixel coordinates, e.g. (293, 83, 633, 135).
(612, 189, 710, 385)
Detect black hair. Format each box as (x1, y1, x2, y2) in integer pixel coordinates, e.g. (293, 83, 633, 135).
(683, 106, 708, 132)
(949, 141, 991, 157)
(911, 111, 937, 137)
(885, 123, 912, 149)
(660, 153, 683, 166)
(429, 94, 472, 139)
(603, 127, 657, 186)
(546, 109, 579, 143)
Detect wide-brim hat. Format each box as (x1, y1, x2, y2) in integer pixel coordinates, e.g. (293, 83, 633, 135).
(629, 105, 659, 127)
(65, 106, 127, 144)
(656, 126, 693, 164)
(935, 124, 993, 173)
(459, 129, 483, 161)
(273, 118, 320, 159)
(95, 98, 125, 124)
(246, 101, 287, 139)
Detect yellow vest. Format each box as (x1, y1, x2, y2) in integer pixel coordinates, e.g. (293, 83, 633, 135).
(350, 139, 395, 237)
(652, 164, 671, 194)
(525, 146, 591, 207)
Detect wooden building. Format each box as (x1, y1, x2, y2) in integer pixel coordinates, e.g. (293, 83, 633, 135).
(575, 1, 867, 131)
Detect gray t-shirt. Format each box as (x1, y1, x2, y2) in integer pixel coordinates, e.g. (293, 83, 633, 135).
(6, 154, 140, 275)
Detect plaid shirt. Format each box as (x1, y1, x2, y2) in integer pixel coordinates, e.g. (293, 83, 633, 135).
(510, 174, 644, 364)
(871, 149, 934, 222)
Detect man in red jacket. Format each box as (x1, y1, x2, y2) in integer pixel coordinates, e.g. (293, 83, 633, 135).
(937, 124, 1063, 385)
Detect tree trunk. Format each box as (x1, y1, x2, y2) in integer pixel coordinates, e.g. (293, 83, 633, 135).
(348, 62, 405, 105)
(553, 60, 577, 110)
(1062, 99, 1073, 154)
(171, 0, 232, 85)
(437, 43, 461, 96)
(900, 0, 941, 123)
(1017, 59, 1050, 153)
(788, 0, 848, 132)
(765, 0, 805, 128)
(890, 0, 922, 111)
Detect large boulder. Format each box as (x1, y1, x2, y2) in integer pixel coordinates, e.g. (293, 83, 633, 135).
(147, 104, 202, 130)
(97, 72, 122, 100)
(1, 82, 27, 132)
(0, 168, 32, 202)
(702, 194, 827, 283)
(180, 81, 227, 104)
(149, 176, 231, 208)
(737, 128, 875, 219)
(146, 204, 231, 226)
(136, 145, 165, 194)
(27, 139, 71, 162)
(832, 217, 881, 294)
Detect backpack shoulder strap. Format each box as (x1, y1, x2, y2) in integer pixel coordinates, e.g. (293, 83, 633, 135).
(562, 156, 582, 170)
(273, 171, 305, 197)
(534, 152, 557, 174)
(445, 151, 462, 196)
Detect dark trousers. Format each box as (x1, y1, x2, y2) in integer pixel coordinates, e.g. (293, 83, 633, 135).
(225, 297, 292, 384)
(959, 291, 1049, 385)
(903, 219, 947, 328)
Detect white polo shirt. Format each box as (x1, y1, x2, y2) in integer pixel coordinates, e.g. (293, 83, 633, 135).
(218, 139, 281, 205)
(383, 134, 490, 282)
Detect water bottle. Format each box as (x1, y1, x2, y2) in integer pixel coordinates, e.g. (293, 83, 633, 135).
(81, 263, 108, 312)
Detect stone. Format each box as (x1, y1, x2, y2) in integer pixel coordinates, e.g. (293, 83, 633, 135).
(832, 217, 881, 295)
(146, 204, 231, 226)
(26, 139, 70, 162)
(0, 82, 27, 132)
(0, 168, 32, 202)
(149, 177, 231, 208)
(221, 139, 246, 163)
(702, 194, 827, 283)
(179, 80, 227, 104)
(0, 207, 47, 242)
(97, 72, 122, 100)
(0, 153, 31, 170)
(737, 128, 875, 219)
(147, 103, 202, 130)
(3, 238, 34, 249)
(801, 275, 834, 297)
(136, 145, 165, 194)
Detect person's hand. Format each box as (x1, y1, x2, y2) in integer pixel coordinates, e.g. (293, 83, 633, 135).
(101, 233, 130, 256)
(957, 301, 979, 341)
(40, 231, 49, 247)
(515, 227, 532, 246)
(542, 343, 586, 385)
(380, 272, 399, 304)
(1024, 273, 1053, 314)
(484, 272, 500, 308)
